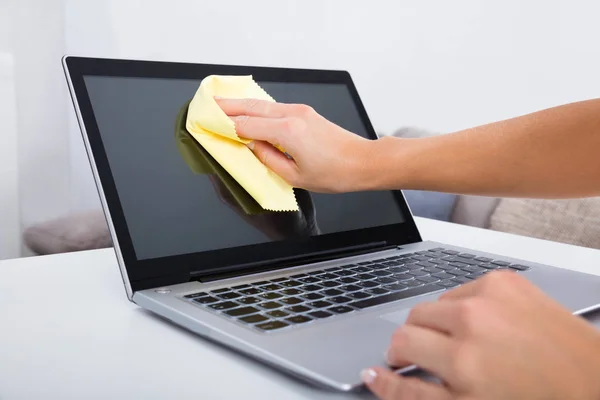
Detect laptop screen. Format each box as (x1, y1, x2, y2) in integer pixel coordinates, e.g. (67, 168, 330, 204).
(83, 75, 407, 261)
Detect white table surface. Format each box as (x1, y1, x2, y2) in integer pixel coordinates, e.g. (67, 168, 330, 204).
(1, 217, 599, 399)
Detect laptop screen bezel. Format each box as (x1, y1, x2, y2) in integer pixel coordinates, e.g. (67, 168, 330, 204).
(64, 56, 422, 292)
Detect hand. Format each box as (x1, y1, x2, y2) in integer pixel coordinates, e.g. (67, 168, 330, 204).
(216, 98, 373, 193)
(362, 271, 600, 400)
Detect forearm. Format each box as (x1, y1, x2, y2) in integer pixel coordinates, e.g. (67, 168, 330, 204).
(363, 99, 600, 198)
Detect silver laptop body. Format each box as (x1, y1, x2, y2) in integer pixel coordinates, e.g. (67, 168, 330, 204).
(63, 56, 600, 391)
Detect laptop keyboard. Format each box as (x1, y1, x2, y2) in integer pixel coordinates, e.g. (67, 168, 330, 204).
(183, 248, 530, 332)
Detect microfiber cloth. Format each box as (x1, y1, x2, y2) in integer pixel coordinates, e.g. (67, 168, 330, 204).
(185, 75, 298, 212)
(174, 101, 264, 215)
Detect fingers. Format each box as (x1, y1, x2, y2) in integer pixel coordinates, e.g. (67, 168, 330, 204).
(406, 301, 461, 335)
(248, 141, 299, 185)
(386, 324, 455, 379)
(232, 115, 292, 147)
(362, 367, 451, 400)
(216, 98, 289, 118)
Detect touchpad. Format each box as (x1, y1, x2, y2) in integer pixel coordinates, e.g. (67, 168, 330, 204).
(379, 308, 412, 325)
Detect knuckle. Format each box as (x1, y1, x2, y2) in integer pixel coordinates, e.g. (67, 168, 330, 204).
(243, 98, 263, 113)
(457, 298, 486, 330)
(292, 103, 314, 117)
(281, 117, 305, 135)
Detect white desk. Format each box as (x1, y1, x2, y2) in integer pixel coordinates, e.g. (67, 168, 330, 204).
(1, 217, 599, 399)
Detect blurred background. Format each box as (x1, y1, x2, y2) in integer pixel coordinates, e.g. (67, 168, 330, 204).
(1, 0, 600, 259)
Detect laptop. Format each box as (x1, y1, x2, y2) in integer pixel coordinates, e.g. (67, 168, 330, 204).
(63, 56, 600, 391)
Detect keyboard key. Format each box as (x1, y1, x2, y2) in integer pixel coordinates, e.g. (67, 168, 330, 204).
(375, 277, 396, 284)
(320, 281, 341, 288)
(351, 284, 442, 309)
(256, 320, 289, 331)
(383, 261, 402, 267)
(417, 276, 440, 284)
(415, 251, 430, 255)
(302, 293, 324, 300)
(431, 247, 446, 251)
(184, 292, 207, 299)
(318, 273, 338, 280)
(475, 257, 492, 262)
(218, 292, 241, 300)
(260, 292, 283, 300)
(465, 273, 483, 280)
(237, 297, 260, 305)
(239, 288, 261, 295)
(328, 306, 354, 314)
(449, 261, 470, 269)
(358, 281, 379, 288)
(286, 315, 313, 324)
(509, 264, 530, 271)
(308, 270, 326, 276)
(193, 296, 219, 304)
(225, 306, 260, 317)
(334, 270, 355, 277)
(252, 281, 270, 286)
(366, 287, 389, 296)
(416, 261, 438, 269)
(309, 300, 332, 308)
(358, 261, 372, 265)
(231, 284, 250, 290)
(436, 264, 456, 271)
(441, 250, 459, 255)
(298, 277, 320, 284)
(436, 280, 460, 288)
(324, 267, 342, 272)
(393, 273, 414, 281)
(422, 266, 443, 274)
(309, 311, 333, 319)
(330, 296, 352, 304)
(372, 270, 393, 277)
(340, 285, 362, 292)
(352, 266, 372, 273)
(454, 258, 479, 266)
(462, 265, 486, 274)
(211, 288, 230, 294)
(240, 314, 269, 324)
(338, 277, 359, 284)
(412, 255, 431, 262)
(491, 260, 510, 266)
(407, 270, 429, 277)
(432, 272, 456, 280)
(479, 263, 498, 270)
(404, 263, 424, 271)
(270, 277, 287, 283)
(280, 288, 303, 296)
(209, 301, 239, 310)
(383, 283, 408, 291)
(303, 284, 323, 292)
(348, 291, 371, 299)
(288, 305, 311, 313)
(389, 267, 408, 274)
(259, 302, 282, 310)
(262, 284, 283, 291)
(448, 269, 469, 276)
(267, 310, 289, 318)
(280, 297, 303, 305)
(405, 280, 424, 287)
(370, 264, 389, 270)
(280, 280, 303, 287)
(290, 273, 308, 279)
(357, 273, 377, 280)
(322, 289, 344, 296)
(452, 277, 471, 284)
(458, 253, 476, 259)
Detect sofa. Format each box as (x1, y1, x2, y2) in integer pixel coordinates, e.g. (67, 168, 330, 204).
(22, 127, 600, 255)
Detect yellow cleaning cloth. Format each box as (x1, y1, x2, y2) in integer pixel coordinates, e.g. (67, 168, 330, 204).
(185, 75, 298, 212)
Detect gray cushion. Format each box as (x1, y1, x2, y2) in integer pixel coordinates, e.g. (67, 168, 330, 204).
(23, 210, 111, 255)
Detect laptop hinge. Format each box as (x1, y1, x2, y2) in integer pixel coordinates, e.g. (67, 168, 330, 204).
(193, 241, 396, 283)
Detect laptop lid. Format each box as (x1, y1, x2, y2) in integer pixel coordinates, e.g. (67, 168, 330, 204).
(63, 56, 422, 297)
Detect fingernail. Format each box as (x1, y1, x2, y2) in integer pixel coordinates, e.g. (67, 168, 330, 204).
(246, 141, 255, 151)
(361, 368, 377, 384)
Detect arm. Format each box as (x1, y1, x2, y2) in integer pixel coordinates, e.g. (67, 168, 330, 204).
(365, 98, 600, 198)
(215, 98, 600, 198)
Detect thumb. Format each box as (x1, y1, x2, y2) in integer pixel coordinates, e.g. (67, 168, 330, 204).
(248, 141, 298, 185)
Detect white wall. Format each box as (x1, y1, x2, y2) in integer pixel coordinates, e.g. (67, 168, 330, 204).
(5, 0, 600, 253)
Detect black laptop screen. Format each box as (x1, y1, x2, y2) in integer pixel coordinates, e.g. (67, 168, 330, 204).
(83, 75, 407, 261)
